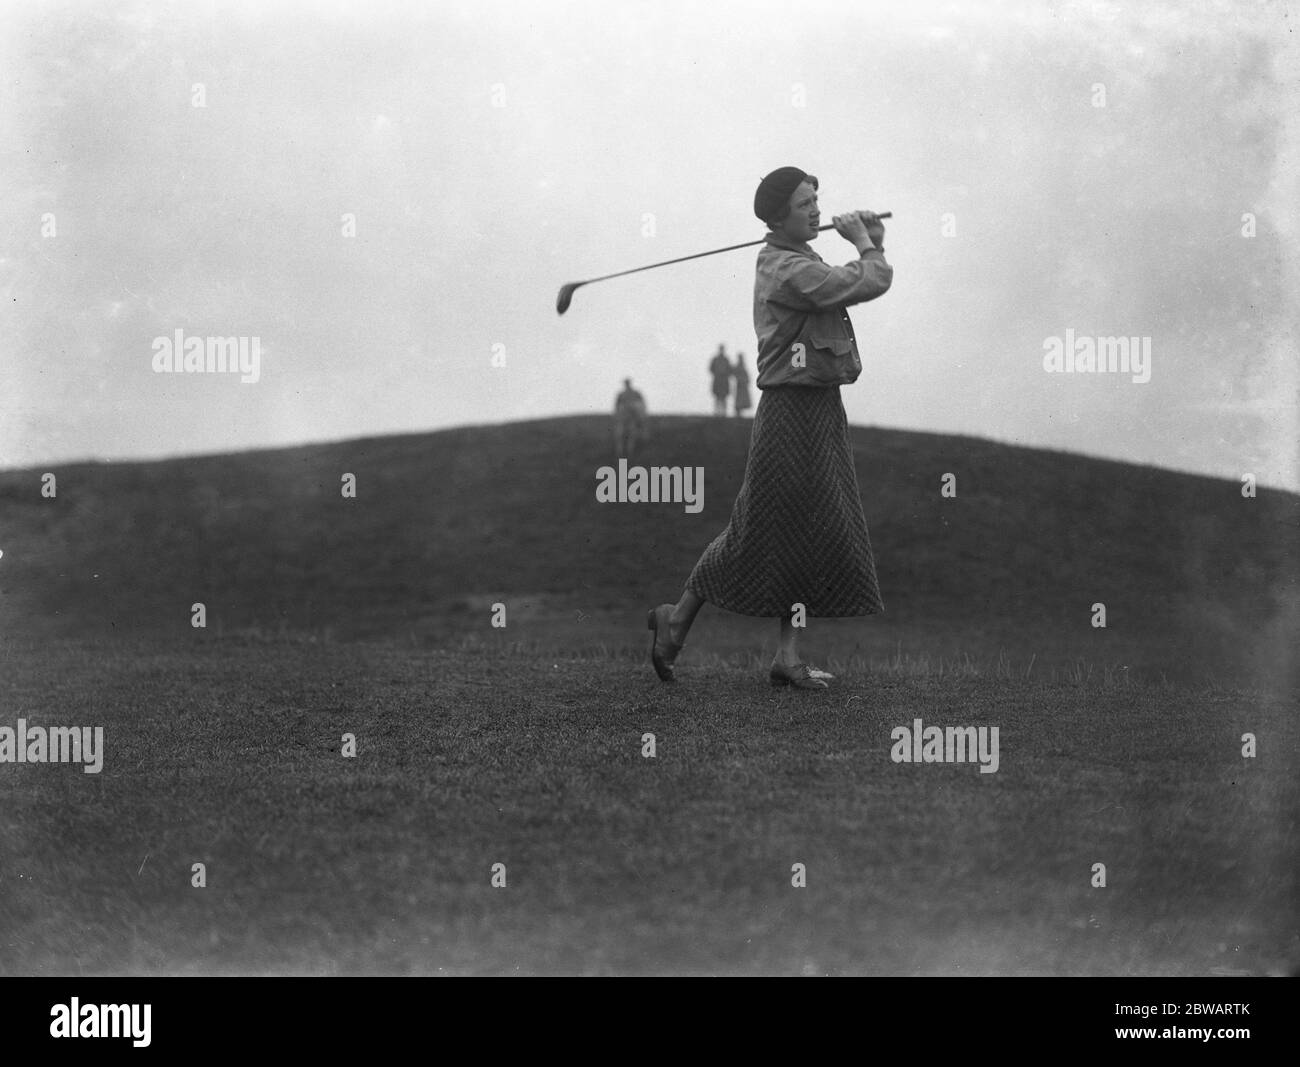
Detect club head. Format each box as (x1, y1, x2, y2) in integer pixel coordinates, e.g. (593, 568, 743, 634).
(556, 281, 584, 315)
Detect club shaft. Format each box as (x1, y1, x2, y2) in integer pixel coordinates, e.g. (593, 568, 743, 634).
(580, 214, 892, 286)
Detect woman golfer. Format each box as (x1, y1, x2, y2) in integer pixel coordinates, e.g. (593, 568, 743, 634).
(648, 167, 892, 690)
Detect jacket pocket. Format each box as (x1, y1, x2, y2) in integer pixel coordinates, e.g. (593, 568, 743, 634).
(800, 310, 861, 386)
(806, 313, 854, 357)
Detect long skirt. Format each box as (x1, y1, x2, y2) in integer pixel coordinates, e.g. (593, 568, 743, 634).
(686, 385, 884, 617)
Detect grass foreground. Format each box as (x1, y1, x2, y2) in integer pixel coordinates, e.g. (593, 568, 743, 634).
(1, 632, 1294, 977)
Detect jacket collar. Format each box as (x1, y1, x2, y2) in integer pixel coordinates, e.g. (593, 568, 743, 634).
(763, 230, 818, 257)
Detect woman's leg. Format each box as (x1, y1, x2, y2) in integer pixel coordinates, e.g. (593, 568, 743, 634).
(648, 587, 702, 683)
(776, 613, 800, 666)
(669, 588, 704, 646)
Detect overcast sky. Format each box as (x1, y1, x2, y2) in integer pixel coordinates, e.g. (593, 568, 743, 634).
(2, 0, 1296, 487)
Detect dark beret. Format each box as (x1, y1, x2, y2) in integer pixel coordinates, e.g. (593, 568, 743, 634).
(754, 166, 814, 222)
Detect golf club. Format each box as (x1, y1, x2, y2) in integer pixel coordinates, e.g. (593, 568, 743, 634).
(556, 213, 892, 315)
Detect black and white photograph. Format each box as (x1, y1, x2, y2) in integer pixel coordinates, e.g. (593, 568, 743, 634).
(1, 0, 1297, 1025)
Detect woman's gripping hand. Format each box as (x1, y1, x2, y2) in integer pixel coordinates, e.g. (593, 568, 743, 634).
(857, 210, 886, 250)
(832, 212, 870, 246)
(833, 211, 884, 254)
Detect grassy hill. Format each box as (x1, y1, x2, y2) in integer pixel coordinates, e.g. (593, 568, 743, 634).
(1, 417, 1297, 977)
(1, 415, 1296, 687)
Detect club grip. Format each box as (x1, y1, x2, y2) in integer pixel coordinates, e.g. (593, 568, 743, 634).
(817, 211, 892, 231)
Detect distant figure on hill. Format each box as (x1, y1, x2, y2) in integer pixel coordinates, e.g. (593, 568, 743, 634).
(709, 344, 732, 416)
(732, 353, 752, 417)
(614, 377, 647, 458)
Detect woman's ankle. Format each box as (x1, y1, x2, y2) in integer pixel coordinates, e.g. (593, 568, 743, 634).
(667, 613, 690, 645)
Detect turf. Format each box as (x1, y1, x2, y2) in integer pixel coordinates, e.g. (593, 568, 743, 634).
(0, 634, 1294, 976)
(1, 415, 1296, 690)
(0, 415, 1296, 974)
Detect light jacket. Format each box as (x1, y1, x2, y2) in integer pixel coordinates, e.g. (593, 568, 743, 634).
(753, 232, 893, 389)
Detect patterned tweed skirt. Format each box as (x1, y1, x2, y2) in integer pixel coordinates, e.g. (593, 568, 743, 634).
(686, 385, 884, 618)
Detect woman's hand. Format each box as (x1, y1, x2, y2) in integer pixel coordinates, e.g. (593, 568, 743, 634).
(832, 212, 870, 244)
(857, 210, 886, 249)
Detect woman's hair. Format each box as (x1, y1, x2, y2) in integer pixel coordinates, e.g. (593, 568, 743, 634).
(765, 174, 818, 226)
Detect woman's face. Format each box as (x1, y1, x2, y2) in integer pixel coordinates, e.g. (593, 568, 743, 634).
(773, 181, 820, 243)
